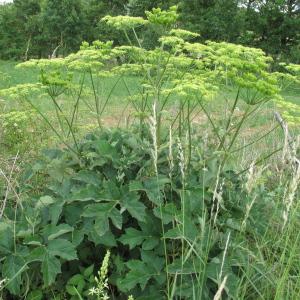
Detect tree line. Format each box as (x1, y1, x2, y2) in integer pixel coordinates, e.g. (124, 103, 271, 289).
(0, 0, 299, 63)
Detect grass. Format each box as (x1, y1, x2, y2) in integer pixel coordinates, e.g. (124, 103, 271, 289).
(1, 59, 298, 115)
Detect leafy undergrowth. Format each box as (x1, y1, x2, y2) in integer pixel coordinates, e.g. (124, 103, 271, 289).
(0, 128, 298, 299)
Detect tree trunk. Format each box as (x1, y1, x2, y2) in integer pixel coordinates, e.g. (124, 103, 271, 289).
(24, 35, 32, 61)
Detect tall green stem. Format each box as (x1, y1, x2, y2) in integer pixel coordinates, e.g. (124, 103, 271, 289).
(24, 97, 79, 156)
(197, 96, 225, 151)
(218, 89, 240, 151)
(49, 94, 79, 152)
(187, 100, 192, 167)
(89, 69, 102, 128)
(69, 72, 85, 136)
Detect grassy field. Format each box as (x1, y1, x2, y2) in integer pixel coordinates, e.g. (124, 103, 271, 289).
(1, 60, 298, 169)
(1, 60, 298, 114)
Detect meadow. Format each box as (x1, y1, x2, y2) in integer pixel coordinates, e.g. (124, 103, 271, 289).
(0, 7, 300, 300)
(0, 59, 298, 168)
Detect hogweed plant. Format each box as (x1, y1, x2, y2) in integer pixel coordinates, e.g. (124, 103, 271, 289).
(1, 6, 297, 158)
(0, 9, 276, 200)
(0, 5, 299, 300)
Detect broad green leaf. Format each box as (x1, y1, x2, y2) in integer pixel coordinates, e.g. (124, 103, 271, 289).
(73, 170, 101, 186)
(41, 253, 61, 286)
(27, 290, 43, 300)
(16, 229, 32, 239)
(129, 178, 169, 207)
(101, 181, 121, 200)
(122, 192, 146, 222)
(153, 203, 178, 224)
(82, 202, 115, 218)
(226, 218, 242, 231)
(143, 176, 170, 205)
(173, 214, 199, 241)
(119, 212, 161, 250)
(48, 239, 77, 260)
(164, 227, 181, 239)
(118, 228, 145, 249)
(183, 217, 199, 241)
(141, 251, 164, 273)
(94, 139, 118, 159)
(139, 215, 161, 251)
(142, 237, 160, 251)
(43, 224, 74, 240)
(50, 179, 72, 198)
(2, 255, 28, 295)
(109, 207, 123, 229)
(168, 258, 202, 275)
(118, 260, 159, 291)
(89, 230, 117, 247)
(82, 218, 94, 233)
(83, 264, 94, 277)
(94, 216, 109, 236)
(129, 180, 144, 191)
(64, 203, 86, 225)
(133, 285, 165, 299)
(0, 222, 13, 254)
(24, 235, 43, 246)
(184, 188, 205, 212)
(49, 202, 64, 225)
(205, 257, 239, 298)
(66, 274, 85, 296)
(68, 185, 101, 202)
(114, 255, 126, 274)
(47, 158, 68, 182)
(35, 196, 55, 209)
(71, 228, 85, 247)
(28, 246, 47, 262)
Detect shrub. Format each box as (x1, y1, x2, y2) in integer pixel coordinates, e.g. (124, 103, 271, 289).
(0, 110, 49, 154)
(0, 71, 11, 89)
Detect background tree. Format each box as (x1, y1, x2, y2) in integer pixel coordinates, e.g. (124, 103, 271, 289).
(14, 0, 42, 59)
(0, 0, 298, 62)
(0, 0, 44, 59)
(41, 0, 86, 57)
(83, 0, 129, 46)
(179, 0, 244, 42)
(242, 0, 300, 62)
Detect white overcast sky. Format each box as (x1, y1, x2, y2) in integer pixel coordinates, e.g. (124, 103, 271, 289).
(0, 0, 13, 4)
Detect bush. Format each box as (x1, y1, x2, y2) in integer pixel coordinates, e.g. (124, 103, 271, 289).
(0, 110, 50, 154)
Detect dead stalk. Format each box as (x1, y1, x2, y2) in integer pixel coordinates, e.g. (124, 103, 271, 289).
(0, 153, 20, 219)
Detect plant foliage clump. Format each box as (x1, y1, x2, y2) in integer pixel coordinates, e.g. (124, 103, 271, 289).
(0, 127, 289, 299)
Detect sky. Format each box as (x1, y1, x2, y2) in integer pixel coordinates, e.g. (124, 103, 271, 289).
(0, 0, 13, 4)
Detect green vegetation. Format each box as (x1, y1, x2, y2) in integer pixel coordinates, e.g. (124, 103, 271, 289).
(0, 1, 299, 63)
(0, 5, 299, 300)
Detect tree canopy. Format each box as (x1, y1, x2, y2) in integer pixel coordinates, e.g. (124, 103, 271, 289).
(0, 0, 299, 63)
